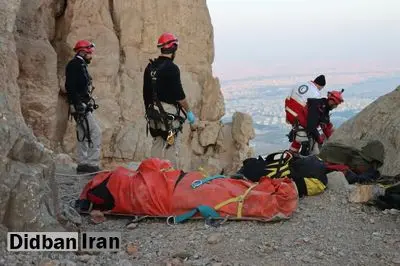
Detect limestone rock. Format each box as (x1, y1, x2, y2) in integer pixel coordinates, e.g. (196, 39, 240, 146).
(206, 112, 256, 174)
(327, 171, 350, 193)
(197, 156, 223, 176)
(207, 233, 223, 244)
(199, 121, 221, 147)
(329, 87, 400, 175)
(200, 76, 225, 121)
(216, 125, 225, 150)
(231, 146, 253, 175)
(0, 0, 60, 231)
(191, 131, 205, 156)
(215, 123, 236, 173)
(348, 184, 385, 203)
(39, 258, 60, 266)
(55, 153, 74, 166)
(232, 112, 255, 149)
(126, 243, 138, 256)
(15, 0, 60, 147)
(59, 204, 82, 225)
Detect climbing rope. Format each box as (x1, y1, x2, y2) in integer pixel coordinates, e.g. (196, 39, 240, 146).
(55, 169, 112, 177)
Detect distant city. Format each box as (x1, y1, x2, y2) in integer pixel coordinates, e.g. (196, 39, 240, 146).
(220, 75, 400, 155)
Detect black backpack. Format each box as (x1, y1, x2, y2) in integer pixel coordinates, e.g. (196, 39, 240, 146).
(236, 151, 294, 182)
(373, 179, 400, 210)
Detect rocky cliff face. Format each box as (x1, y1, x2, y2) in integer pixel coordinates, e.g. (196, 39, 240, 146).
(0, 0, 60, 232)
(329, 86, 400, 176)
(0, 0, 254, 231)
(12, 0, 254, 174)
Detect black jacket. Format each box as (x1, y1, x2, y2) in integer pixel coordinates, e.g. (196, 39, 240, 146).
(143, 56, 186, 109)
(306, 98, 331, 139)
(65, 56, 92, 106)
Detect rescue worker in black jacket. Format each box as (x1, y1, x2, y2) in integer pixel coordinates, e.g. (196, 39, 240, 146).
(65, 40, 102, 174)
(303, 89, 345, 155)
(143, 32, 196, 168)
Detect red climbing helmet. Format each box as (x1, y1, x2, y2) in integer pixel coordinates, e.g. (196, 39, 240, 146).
(73, 40, 95, 54)
(157, 32, 179, 52)
(327, 89, 344, 105)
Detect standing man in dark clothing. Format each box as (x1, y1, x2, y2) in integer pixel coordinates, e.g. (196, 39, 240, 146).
(143, 32, 196, 168)
(65, 40, 102, 174)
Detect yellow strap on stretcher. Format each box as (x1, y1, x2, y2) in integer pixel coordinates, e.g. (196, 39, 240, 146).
(160, 167, 175, 172)
(214, 183, 258, 218)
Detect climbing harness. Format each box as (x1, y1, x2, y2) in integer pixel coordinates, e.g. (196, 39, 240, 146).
(145, 59, 186, 147)
(73, 96, 98, 148)
(75, 113, 92, 148)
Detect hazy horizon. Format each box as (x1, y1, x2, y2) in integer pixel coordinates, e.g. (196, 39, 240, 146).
(207, 0, 400, 83)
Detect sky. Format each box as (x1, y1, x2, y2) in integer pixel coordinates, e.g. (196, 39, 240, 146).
(207, 0, 400, 81)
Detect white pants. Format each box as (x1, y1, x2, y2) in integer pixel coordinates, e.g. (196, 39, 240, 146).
(76, 112, 101, 166)
(289, 128, 320, 155)
(151, 135, 181, 169)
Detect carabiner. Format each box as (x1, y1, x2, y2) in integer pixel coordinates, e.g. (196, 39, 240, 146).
(166, 216, 176, 226)
(191, 180, 203, 189)
(167, 130, 175, 145)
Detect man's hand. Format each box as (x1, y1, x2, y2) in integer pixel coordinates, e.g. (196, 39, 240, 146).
(321, 123, 334, 139)
(187, 111, 196, 124)
(177, 98, 195, 124)
(316, 134, 326, 145)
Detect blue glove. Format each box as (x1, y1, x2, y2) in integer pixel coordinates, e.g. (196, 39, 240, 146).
(187, 111, 196, 124)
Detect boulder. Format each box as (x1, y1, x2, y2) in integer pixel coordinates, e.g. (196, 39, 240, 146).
(329, 87, 400, 175)
(232, 112, 255, 149)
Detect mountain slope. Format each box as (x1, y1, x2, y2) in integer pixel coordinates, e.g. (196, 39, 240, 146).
(329, 86, 400, 175)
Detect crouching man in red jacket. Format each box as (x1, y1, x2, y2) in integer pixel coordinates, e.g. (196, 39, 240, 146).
(286, 89, 344, 156)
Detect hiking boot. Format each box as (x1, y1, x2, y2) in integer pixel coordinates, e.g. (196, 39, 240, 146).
(87, 165, 102, 173)
(77, 164, 102, 174)
(77, 164, 88, 173)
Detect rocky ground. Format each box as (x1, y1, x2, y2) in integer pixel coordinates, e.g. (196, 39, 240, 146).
(1, 163, 400, 266)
